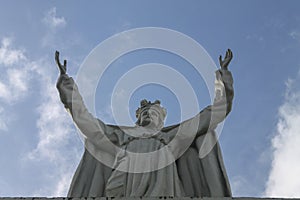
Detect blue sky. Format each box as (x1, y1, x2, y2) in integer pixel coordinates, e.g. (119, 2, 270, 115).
(1, 0, 300, 197)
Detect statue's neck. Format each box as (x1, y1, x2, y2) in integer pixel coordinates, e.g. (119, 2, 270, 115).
(138, 125, 161, 133)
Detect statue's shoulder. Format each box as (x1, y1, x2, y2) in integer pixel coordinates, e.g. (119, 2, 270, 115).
(161, 123, 180, 132)
(106, 124, 136, 131)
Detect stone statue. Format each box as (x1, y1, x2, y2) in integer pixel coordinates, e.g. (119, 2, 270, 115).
(55, 49, 234, 197)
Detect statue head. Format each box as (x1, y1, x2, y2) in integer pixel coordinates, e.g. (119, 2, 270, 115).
(135, 99, 167, 130)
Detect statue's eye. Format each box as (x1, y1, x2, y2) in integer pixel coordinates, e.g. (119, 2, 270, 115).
(150, 111, 158, 117)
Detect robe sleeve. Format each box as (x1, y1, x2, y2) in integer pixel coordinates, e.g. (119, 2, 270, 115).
(162, 69, 234, 145)
(56, 74, 119, 156)
(194, 68, 234, 136)
(164, 69, 233, 197)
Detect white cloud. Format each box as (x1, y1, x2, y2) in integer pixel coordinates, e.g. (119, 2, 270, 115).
(41, 7, 70, 48)
(0, 38, 26, 66)
(289, 30, 300, 43)
(0, 35, 81, 196)
(0, 38, 31, 103)
(0, 38, 32, 132)
(43, 7, 66, 29)
(0, 8, 79, 195)
(0, 82, 10, 101)
(26, 59, 81, 196)
(231, 176, 253, 197)
(0, 69, 30, 103)
(28, 82, 73, 161)
(265, 70, 300, 197)
(53, 172, 74, 197)
(0, 106, 8, 131)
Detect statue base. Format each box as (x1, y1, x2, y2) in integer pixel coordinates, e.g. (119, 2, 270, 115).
(0, 198, 299, 200)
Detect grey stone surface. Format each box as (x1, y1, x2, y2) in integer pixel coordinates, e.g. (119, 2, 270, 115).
(55, 50, 234, 197)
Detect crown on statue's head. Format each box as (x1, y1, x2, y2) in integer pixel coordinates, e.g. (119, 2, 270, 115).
(135, 99, 167, 120)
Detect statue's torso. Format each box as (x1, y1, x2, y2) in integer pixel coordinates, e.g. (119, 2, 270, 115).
(105, 129, 184, 197)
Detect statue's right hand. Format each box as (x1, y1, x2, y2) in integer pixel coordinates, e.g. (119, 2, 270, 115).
(219, 49, 233, 70)
(55, 51, 67, 75)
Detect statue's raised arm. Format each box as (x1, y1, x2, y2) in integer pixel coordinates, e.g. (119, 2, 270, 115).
(196, 48, 234, 135)
(165, 49, 234, 141)
(55, 51, 119, 156)
(162, 49, 234, 197)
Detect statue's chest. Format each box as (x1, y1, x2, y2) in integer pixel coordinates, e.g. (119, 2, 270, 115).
(123, 136, 166, 153)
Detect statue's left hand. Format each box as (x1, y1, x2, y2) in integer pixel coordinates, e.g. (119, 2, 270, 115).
(219, 49, 233, 70)
(55, 51, 67, 75)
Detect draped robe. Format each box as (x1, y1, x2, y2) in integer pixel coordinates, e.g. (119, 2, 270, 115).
(56, 69, 234, 197)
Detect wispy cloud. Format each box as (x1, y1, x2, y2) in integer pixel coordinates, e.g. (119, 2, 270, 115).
(0, 106, 8, 131)
(41, 7, 68, 48)
(265, 70, 300, 197)
(0, 38, 26, 66)
(0, 38, 32, 132)
(231, 175, 255, 197)
(23, 7, 80, 196)
(289, 30, 300, 43)
(26, 59, 81, 197)
(28, 71, 73, 161)
(42, 7, 66, 29)
(0, 38, 31, 103)
(0, 34, 81, 196)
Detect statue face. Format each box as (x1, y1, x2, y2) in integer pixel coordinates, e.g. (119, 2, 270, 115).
(139, 108, 164, 129)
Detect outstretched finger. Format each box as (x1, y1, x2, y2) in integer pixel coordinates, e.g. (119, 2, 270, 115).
(219, 55, 222, 64)
(226, 49, 230, 58)
(227, 49, 232, 60)
(64, 60, 67, 67)
(55, 51, 61, 66)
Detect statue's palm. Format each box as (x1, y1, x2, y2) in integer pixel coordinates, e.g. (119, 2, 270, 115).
(55, 51, 67, 75)
(219, 49, 233, 70)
